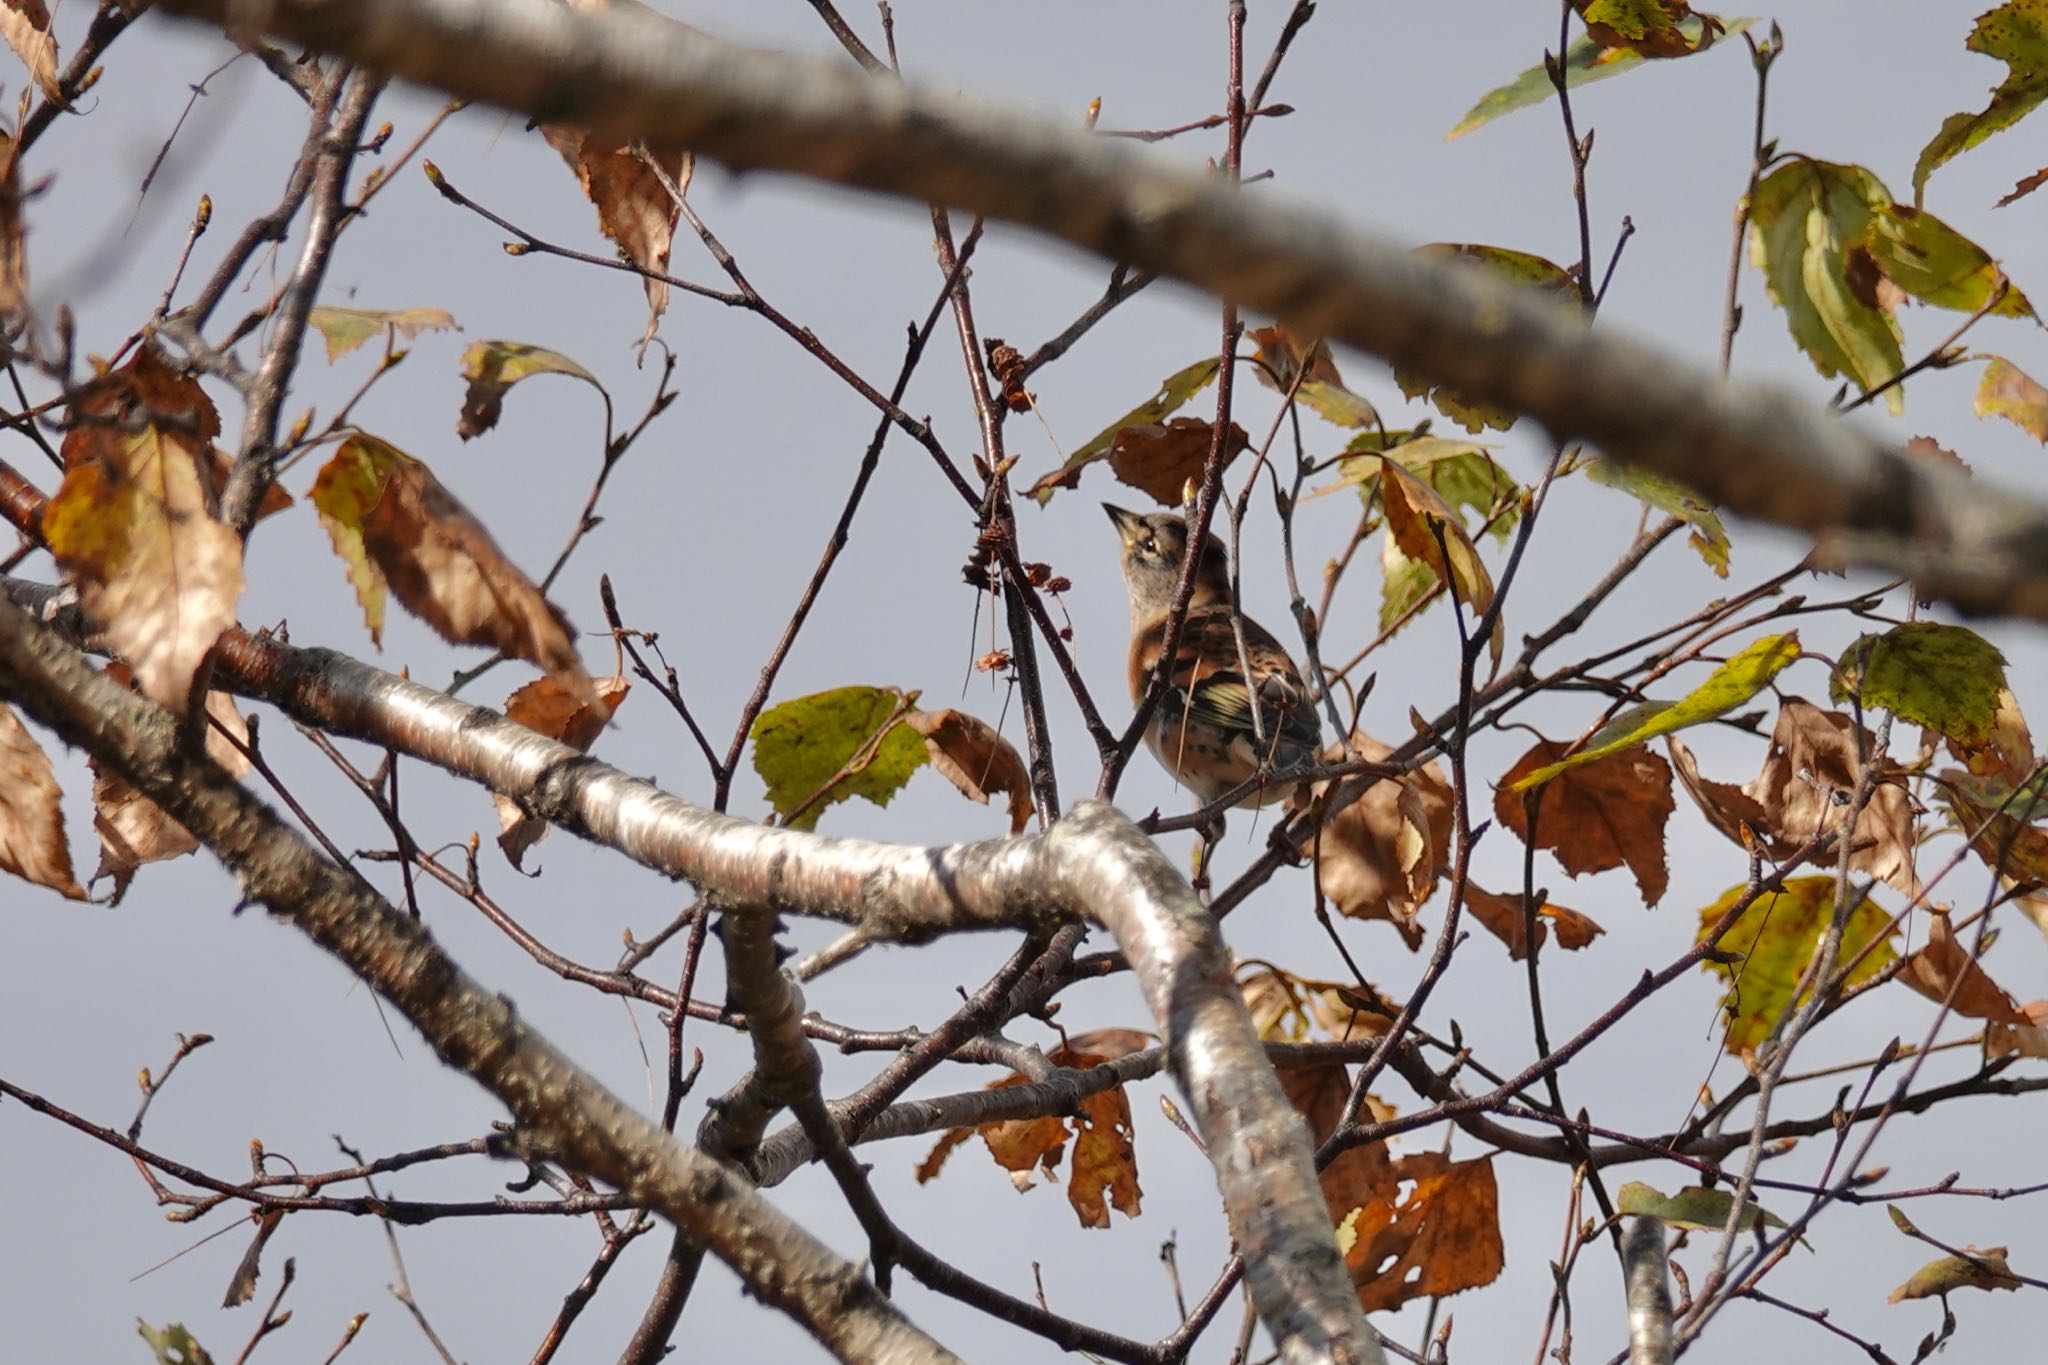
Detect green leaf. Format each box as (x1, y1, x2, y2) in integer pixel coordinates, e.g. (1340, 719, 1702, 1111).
(1915, 1, 2048, 202)
(1863, 204, 2034, 319)
(1748, 159, 1905, 414)
(306, 306, 459, 362)
(750, 686, 929, 830)
(1975, 354, 2048, 441)
(137, 1322, 216, 1365)
(1617, 1181, 1785, 1234)
(1027, 357, 1220, 503)
(1889, 1249, 2025, 1303)
(1696, 875, 1898, 1057)
(457, 339, 606, 440)
(1510, 633, 1801, 790)
(1378, 530, 1439, 633)
(1448, 18, 1754, 138)
(1832, 623, 2008, 745)
(1585, 458, 1730, 576)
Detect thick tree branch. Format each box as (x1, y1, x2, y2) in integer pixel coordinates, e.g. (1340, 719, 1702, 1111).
(0, 580, 1374, 1365)
(0, 596, 955, 1365)
(154, 0, 2048, 623)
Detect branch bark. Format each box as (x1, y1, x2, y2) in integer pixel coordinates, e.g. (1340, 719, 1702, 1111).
(0, 580, 1377, 1364)
(156, 0, 2048, 623)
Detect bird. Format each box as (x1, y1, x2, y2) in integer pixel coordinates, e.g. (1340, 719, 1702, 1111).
(1104, 503, 1321, 811)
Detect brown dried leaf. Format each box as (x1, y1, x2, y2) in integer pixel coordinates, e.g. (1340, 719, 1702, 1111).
(0, 0, 59, 103)
(43, 347, 242, 713)
(1495, 741, 1674, 906)
(906, 708, 1032, 834)
(1666, 735, 1770, 848)
(1104, 416, 1250, 505)
(1463, 883, 1604, 959)
(1304, 732, 1454, 950)
(1744, 698, 1921, 898)
(495, 673, 628, 867)
(915, 1043, 1142, 1229)
(0, 702, 84, 900)
(1997, 165, 2048, 208)
(1283, 1060, 1396, 1223)
(310, 434, 587, 687)
(540, 124, 691, 346)
(1340, 1151, 1504, 1312)
(0, 129, 24, 320)
(1986, 999, 2048, 1060)
(1899, 908, 2028, 1024)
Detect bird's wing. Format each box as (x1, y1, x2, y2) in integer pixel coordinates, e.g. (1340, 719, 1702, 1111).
(1158, 610, 1321, 757)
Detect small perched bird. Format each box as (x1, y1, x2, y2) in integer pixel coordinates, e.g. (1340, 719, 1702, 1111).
(1105, 503, 1321, 809)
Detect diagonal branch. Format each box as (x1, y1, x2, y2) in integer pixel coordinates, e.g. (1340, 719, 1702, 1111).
(151, 0, 2048, 624)
(0, 578, 1376, 1365)
(0, 594, 956, 1365)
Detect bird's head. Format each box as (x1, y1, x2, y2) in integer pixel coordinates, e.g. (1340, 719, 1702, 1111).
(1103, 503, 1232, 620)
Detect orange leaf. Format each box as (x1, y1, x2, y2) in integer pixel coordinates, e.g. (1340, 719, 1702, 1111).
(1463, 883, 1604, 959)
(1495, 741, 1674, 906)
(1339, 1151, 1505, 1312)
(1899, 908, 2029, 1024)
(495, 674, 628, 867)
(1104, 416, 1249, 505)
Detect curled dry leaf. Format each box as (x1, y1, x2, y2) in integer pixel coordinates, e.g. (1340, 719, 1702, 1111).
(915, 1039, 1143, 1230)
(0, 128, 24, 320)
(1104, 415, 1250, 505)
(1338, 1151, 1505, 1312)
(43, 346, 243, 713)
(0, 0, 60, 103)
(495, 673, 629, 868)
(306, 305, 459, 363)
(1302, 732, 1454, 950)
(1495, 741, 1674, 907)
(310, 433, 588, 688)
(1898, 907, 2029, 1024)
(0, 702, 85, 900)
(905, 707, 1032, 834)
(456, 339, 605, 441)
(1379, 461, 1501, 667)
(1745, 698, 1921, 898)
(1986, 998, 2048, 1061)
(1666, 735, 1769, 849)
(539, 110, 692, 346)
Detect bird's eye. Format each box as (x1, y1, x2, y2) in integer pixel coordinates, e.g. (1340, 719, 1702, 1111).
(1140, 536, 1157, 554)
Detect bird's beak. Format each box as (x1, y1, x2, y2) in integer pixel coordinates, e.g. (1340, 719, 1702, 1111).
(1102, 502, 1144, 546)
